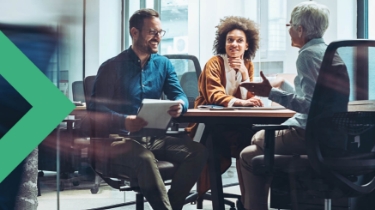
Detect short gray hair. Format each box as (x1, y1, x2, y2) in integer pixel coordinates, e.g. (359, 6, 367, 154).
(291, 1, 330, 40)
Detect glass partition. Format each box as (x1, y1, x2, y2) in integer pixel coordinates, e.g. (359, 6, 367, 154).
(25, 0, 368, 209)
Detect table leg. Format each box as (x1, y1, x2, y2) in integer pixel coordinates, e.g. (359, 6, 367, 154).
(205, 124, 225, 210)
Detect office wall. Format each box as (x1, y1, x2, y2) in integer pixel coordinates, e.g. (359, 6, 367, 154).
(0, 0, 358, 87)
(284, 0, 356, 73)
(0, 0, 72, 25)
(85, 0, 122, 77)
(82, 0, 357, 79)
(195, 0, 357, 75)
(0, 0, 84, 100)
(197, 0, 258, 67)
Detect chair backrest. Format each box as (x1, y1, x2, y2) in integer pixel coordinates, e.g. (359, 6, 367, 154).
(163, 54, 202, 109)
(83, 76, 96, 107)
(305, 39, 375, 195)
(83, 75, 97, 137)
(83, 75, 113, 176)
(72, 81, 85, 103)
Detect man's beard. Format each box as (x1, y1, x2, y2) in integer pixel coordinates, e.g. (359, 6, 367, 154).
(135, 35, 158, 54)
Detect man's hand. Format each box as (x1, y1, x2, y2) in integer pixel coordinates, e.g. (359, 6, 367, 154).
(240, 71, 272, 97)
(125, 115, 148, 132)
(168, 100, 183, 118)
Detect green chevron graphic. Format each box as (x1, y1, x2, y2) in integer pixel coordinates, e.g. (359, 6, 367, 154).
(0, 31, 75, 182)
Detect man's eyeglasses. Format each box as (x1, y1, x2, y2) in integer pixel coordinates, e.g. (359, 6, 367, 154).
(148, 29, 166, 37)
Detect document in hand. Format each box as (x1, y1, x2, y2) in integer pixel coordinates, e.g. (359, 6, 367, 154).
(136, 99, 179, 136)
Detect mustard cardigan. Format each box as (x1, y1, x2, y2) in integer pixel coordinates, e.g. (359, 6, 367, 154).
(186, 55, 255, 135)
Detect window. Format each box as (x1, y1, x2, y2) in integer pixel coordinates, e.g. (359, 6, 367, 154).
(368, 0, 375, 99)
(368, 0, 374, 39)
(267, 0, 287, 51)
(159, 0, 189, 55)
(255, 0, 287, 76)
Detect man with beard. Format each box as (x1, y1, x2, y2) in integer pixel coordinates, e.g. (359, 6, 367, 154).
(88, 8, 207, 210)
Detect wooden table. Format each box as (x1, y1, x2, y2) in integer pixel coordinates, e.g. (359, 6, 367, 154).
(71, 104, 87, 113)
(176, 108, 296, 210)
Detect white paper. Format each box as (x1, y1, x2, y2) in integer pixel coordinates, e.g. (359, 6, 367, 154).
(137, 99, 179, 129)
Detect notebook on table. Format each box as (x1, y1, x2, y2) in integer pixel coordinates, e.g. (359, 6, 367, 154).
(197, 104, 285, 110)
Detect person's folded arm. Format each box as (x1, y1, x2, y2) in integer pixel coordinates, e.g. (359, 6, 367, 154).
(199, 58, 236, 107)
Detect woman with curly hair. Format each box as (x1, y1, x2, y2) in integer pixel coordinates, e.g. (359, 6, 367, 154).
(186, 16, 261, 206)
(197, 16, 261, 108)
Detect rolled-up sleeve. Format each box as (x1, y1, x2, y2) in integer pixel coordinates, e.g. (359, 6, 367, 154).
(269, 50, 318, 114)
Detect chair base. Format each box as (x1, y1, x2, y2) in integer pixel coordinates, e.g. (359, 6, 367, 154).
(270, 175, 356, 210)
(185, 191, 243, 210)
(37, 171, 81, 196)
(87, 192, 146, 210)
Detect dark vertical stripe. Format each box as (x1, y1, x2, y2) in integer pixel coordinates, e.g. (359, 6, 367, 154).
(355, 46, 369, 100)
(357, 0, 368, 39)
(356, 0, 369, 99)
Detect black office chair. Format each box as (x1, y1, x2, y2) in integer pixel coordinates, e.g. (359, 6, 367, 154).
(83, 75, 182, 210)
(163, 54, 201, 108)
(72, 81, 85, 103)
(164, 54, 243, 210)
(39, 81, 88, 195)
(70, 81, 94, 183)
(163, 54, 201, 134)
(251, 40, 375, 210)
(38, 127, 80, 193)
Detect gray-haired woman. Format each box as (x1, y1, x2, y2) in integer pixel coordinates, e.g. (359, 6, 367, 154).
(239, 1, 331, 210)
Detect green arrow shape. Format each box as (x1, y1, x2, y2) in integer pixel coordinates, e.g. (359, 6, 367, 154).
(0, 31, 75, 183)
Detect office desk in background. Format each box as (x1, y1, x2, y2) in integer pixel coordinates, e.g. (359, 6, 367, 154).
(69, 104, 87, 133)
(176, 108, 296, 210)
(65, 104, 86, 142)
(71, 104, 87, 113)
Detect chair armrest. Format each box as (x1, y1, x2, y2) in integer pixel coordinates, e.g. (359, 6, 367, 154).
(252, 124, 290, 130)
(252, 124, 291, 174)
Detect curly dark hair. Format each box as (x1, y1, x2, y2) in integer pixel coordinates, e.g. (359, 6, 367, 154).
(213, 16, 259, 59)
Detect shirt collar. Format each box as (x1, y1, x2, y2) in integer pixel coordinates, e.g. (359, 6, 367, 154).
(128, 46, 140, 61)
(299, 38, 325, 53)
(127, 46, 155, 63)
